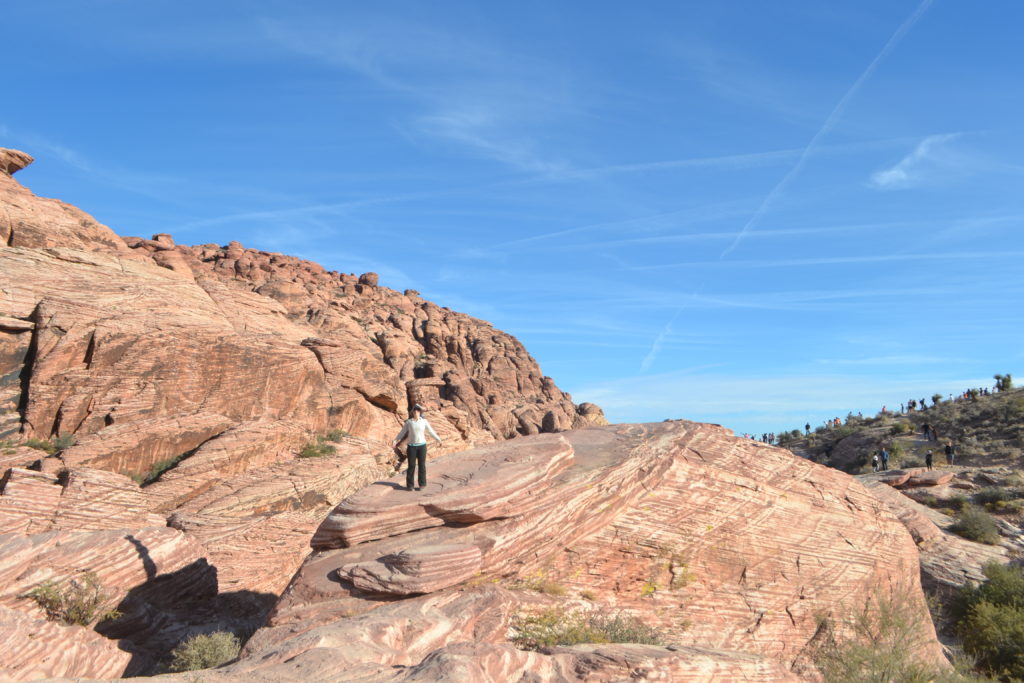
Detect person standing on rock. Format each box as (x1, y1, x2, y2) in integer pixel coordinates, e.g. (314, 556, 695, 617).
(393, 404, 442, 491)
(925, 449, 934, 471)
(871, 453, 879, 472)
(945, 441, 956, 466)
(880, 448, 889, 471)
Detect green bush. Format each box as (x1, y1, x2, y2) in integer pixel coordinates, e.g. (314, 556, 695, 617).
(142, 454, 184, 485)
(22, 438, 56, 454)
(989, 499, 1024, 515)
(511, 609, 666, 651)
(950, 507, 1002, 545)
(24, 572, 120, 626)
(814, 588, 976, 682)
(52, 434, 77, 451)
(168, 631, 241, 672)
(975, 488, 1016, 506)
(948, 494, 969, 512)
(324, 429, 349, 442)
(890, 422, 913, 435)
(299, 437, 337, 458)
(955, 562, 1024, 680)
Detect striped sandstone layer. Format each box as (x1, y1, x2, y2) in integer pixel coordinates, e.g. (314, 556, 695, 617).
(202, 421, 943, 681)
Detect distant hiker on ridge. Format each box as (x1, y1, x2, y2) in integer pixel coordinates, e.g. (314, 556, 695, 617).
(392, 404, 442, 492)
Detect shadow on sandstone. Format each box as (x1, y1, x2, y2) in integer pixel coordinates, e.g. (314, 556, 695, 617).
(95, 540, 277, 676)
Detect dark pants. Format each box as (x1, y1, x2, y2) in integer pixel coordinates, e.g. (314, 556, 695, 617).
(406, 443, 427, 488)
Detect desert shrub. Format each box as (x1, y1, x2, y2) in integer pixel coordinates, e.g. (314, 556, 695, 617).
(989, 499, 1024, 515)
(948, 494, 969, 512)
(52, 434, 77, 451)
(168, 631, 241, 672)
(299, 437, 336, 458)
(933, 393, 944, 406)
(24, 572, 120, 626)
(511, 609, 666, 651)
(891, 422, 913, 435)
(510, 575, 566, 596)
(975, 488, 1016, 506)
(143, 455, 184, 485)
(954, 562, 1024, 680)
(814, 588, 961, 683)
(324, 429, 349, 441)
(22, 438, 56, 454)
(950, 506, 1002, 545)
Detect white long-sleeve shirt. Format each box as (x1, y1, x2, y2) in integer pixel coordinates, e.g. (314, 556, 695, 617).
(394, 417, 441, 446)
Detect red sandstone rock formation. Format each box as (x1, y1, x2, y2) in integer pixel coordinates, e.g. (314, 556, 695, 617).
(211, 421, 944, 681)
(0, 147, 605, 679)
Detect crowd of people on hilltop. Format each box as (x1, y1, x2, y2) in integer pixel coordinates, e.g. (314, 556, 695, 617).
(741, 432, 781, 444)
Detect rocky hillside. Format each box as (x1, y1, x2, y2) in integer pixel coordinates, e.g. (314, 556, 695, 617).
(0, 146, 600, 677)
(0, 148, 604, 463)
(784, 386, 1024, 474)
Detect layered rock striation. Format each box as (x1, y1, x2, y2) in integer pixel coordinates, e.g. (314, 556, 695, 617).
(209, 421, 944, 681)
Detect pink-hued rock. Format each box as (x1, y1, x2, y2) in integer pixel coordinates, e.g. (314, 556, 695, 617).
(0, 605, 132, 681)
(53, 467, 165, 531)
(903, 471, 955, 487)
(0, 148, 34, 175)
(0, 465, 161, 535)
(0, 152, 136, 253)
(142, 419, 311, 513)
(344, 544, 484, 595)
(166, 444, 388, 595)
(1, 150, 601, 486)
(238, 422, 942, 680)
(312, 433, 576, 549)
(0, 468, 63, 534)
(0, 526, 211, 612)
(879, 469, 917, 487)
(404, 642, 799, 682)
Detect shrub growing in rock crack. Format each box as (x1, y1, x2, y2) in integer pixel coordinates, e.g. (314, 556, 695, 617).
(511, 609, 667, 651)
(168, 631, 241, 672)
(24, 572, 120, 626)
(949, 506, 1001, 545)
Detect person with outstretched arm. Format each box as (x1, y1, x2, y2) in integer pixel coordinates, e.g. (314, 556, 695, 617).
(392, 404, 442, 491)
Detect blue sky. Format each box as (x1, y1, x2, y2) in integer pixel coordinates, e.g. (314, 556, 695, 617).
(4, 1, 1023, 436)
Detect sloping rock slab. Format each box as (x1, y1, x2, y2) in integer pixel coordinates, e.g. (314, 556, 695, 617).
(344, 544, 484, 596)
(312, 433, 575, 548)
(861, 479, 1007, 593)
(903, 471, 954, 488)
(0, 605, 132, 681)
(878, 469, 918, 487)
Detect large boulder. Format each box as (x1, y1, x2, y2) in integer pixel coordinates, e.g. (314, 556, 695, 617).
(221, 422, 943, 680)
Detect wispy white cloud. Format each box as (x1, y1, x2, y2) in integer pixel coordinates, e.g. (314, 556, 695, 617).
(869, 133, 959, 189)
(260, 17, 573, 174)
(633, 250, 1024, 271)
(720, 0, 935, 257)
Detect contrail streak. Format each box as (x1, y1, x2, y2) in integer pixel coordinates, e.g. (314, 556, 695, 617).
(720, 0, 935, 258)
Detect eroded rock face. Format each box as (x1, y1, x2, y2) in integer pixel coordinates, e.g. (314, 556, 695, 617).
(0, 148, 605, 679)
(215, 422, 943, 681)
(1, 145, 601, 473)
